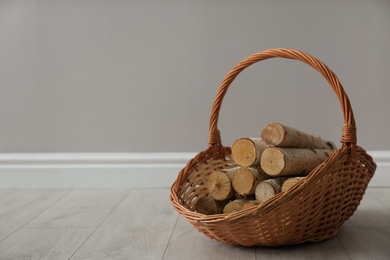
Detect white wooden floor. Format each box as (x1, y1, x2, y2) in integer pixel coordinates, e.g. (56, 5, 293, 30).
(0, 188, 389, 260)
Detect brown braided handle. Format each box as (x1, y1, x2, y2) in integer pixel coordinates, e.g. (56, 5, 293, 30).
(208, 48, 356, 151)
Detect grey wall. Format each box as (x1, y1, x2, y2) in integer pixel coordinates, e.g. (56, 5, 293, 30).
(0, 0, 389, 153)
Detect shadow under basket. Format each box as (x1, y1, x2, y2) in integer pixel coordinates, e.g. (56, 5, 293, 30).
(170, 48, 377, 247)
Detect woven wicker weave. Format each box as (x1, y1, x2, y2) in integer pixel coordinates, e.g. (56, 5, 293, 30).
(170, 48, 376, 247)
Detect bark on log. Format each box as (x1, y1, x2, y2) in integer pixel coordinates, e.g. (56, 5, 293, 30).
(261, 122, 336, 149)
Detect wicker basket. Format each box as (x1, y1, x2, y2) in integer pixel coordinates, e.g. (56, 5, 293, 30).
(170, 48, 376, 247)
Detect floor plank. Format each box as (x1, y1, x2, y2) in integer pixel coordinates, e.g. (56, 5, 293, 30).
(338, 227, 390, 259)
(163, 217, 256, 260)
(368, 188, 390, 209)
(343, 188, 390, 228)
(0, 228, 94, 260)
(70, 189, 178, 260)
(26, 189, 129, 228)
(0, 189, 71, 241)
(0, 189, 15, 197)
(255, 239, 351, 260)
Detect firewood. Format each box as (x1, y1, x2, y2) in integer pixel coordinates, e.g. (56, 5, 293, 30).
(255, 179, 284, 204)
(206, 168, 238, 201)
(232, 167, 268, 196)
(281, 177, 305, 192)
(223, 199, 248, 214)
(261, 147, 334, 176)
(261, 122, 336, 149)
(195, 196, 228, 215)
(231, 138, 267, 167)
(242, 200, 259, 210)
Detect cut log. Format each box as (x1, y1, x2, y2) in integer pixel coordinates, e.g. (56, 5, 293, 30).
(231, 138, 267, 167)
(232, 167, 268, 196)
(261, 122, 337, 149)
(195, 196, 228, 215)
(223, 199, 248, 214)
(281, 177, 305, 192)
(207, 168, 238, 201)
(255, 179, 283, 204)
(242, 200, 259, 210)
(260, 147, 334, 176)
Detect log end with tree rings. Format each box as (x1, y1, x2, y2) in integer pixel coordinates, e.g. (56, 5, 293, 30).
(206, 168, 236, 201)
(232, 167, 267, 196)
(261, 122, 285, 146)
(231, 138, 266, 167)
(260, 147, 286, 176)
(255, 179, 282, 204)
(281, 177, 305, 192)
(223, 199, 248, 214)
(242, 200, 259, 210)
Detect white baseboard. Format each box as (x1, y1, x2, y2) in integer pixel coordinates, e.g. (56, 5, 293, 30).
(0, 152, 388, 188)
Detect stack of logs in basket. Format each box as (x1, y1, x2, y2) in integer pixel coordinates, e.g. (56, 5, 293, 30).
(196, 122, 337, 215)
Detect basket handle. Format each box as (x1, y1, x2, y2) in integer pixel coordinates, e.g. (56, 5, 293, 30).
(208, 48, 356, 151)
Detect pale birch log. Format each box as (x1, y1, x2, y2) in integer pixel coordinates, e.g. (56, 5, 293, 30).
(281, 177, 305, 192)
(232, 167, 268, 196)
(261, 122, 336, 149)
(223, 199, 248, 214)
(231, 138, 268, 167)
(260, 147, 334, 176)
(206, 168, 238, 201)
(242, 200, 259, 210)
(255, 179, 284, 204)
(195, 196, 228, 215)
